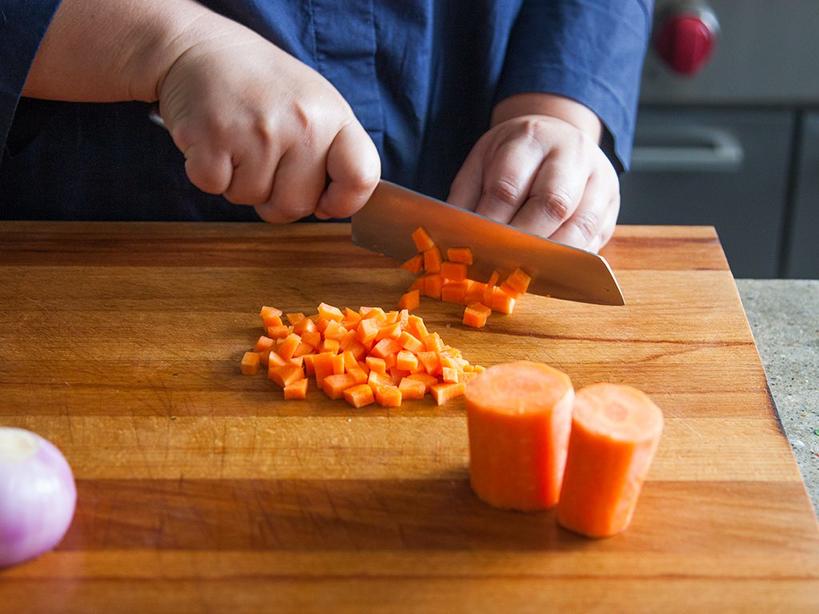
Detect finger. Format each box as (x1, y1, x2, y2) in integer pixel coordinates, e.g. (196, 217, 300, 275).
(183, 143, 233, 195)
(315, 122, 380, 219)
(223, 147, 280, 205)
(473, 137, 547, 224)
(446, 137, 487, 210)
(255, 146, 325, 223)
(509, 153, 588, 237)
(549, 174, 613, 250)
(590, 197, 621, 253)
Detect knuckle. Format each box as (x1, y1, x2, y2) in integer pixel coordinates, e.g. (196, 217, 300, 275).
(536, 189, 573, 222)
(485, 177, 523, 207)
(571, 211, 599, 242)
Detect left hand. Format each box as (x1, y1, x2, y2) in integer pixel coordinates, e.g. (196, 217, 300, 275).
(447, 106, 619, 253)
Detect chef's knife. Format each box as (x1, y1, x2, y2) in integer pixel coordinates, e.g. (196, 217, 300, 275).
(351, 181, 624, 306)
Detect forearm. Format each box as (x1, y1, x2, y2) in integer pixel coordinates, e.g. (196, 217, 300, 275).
(21, 0, 225, 102)
(492, 93, 603, 143)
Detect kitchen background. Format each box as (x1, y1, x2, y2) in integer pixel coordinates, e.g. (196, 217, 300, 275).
(622, 0, 818, 278)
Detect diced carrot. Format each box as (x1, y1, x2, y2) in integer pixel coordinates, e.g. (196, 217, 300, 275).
(465, 361, 573, 511)
(406, 373, 438, 392)
(344, 383, 375, 408)
(368, 370, 393, 390)
(302, 330, 322, 349)
(407, 315, 429, 339)
(303, 354, 317, 376)
(376, 321, 402, 341)
(409, 277, 424, 292)
(423, 246, 442, 273)
(267, 351, 287, 368)
(240, 352, 260, 375)
(288, 356, 304, 368)
(370, 338, 403, 359)
(441, 281, 468, 304)
(269, 364, 305, 388)
(258, 350, 271, 367)
(323, 320, 348, 340)
(285, 312, 305, 325)
(438, 354, 459, 370)
(266, 325, 291, 339)
(411, 227, 435, 252)
(399, 331, 425, 354)
(359, 306, 386, 319)
(396, 350, 418, 371)
(330, 353, 345, 375)
(347, 367, 369, 385)
(317, 302, 344, 322)
(383, 310, 399, 324)
(357, 360, 370, 374)
(365, 356, 387, 374)
(416, 351, 440, 376)
(398, 309, 410, 327)
(464, 280, 486, 305)
(422, 332, 444, 352)
(293, 317, 317, 335)
(398, 377, 426, 400)
(342, 350, 359, 372)
(277, 333, 301, 360)
(254, 336, 275, 353)
(490, 286, 516, 315)
(342, 307, 362, 328)
(446, 247, 473, 265)
(321, 338, 340, 354)
(293, 343, 315, 358)
(375, 385, 402, 407)
(557, 383, 663, 538)
(483, 270, 500, 305)
(263, 314, 284, 329)
(384, 353, 397, 369)
(463, 302, 491, 329)
(283, 378, 308, 400)
(422, 274, 443, 299)
(499, 282, 521, 298)
(441, 366, 461, 383)
(312, 353, 335, 385)
(260, 306, 283, 320)
(440, 261, 467, 282)
(322, 373, 356, 399)
(398, 289, 420, 311)
(431, 382, 465, 406)
(347, 340, 367, 360)
(504, 267, 532, 295)
(401, 254, 424, 274)
(357, 317, 380, 343)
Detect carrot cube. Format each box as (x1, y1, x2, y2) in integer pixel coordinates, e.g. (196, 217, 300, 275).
(399, 331, 425, 354)
(293, 343, 315, 358)
(331, 353, 345, 375)
(285, 312, 305, 325)
(254, 336, 275, 353)
(407, 315, 429, 339)
(401, 254, 424, 274)
(504, 267, 532, 295)
(365, 356, 387, 374)
(321, 338, 340, 354)
(376, 322, 403, 341)
(422, 332, 444, 352)
(322, 373, 356, 399)
(240, 352, 260, 375)
(490, 286, 517, 314)
(463, 302, 492, 329)
(440, 261, 467, 282)
(423, 246, 442, 273)
(398, 377, 426, 400)
(446, 247, 473, 265)
(357, 317, 381, 343)
(293, 317, 317, 335)
(441, 281, 468, 304)
(283, 378, 308, 400)
(368, 370, 393, 390)
(375, 385, 402, 407)
(483, 270, 500, 305)
(266, 325, 291, 339)
(312, 353, 335, 385)
(431, 382, 465, 406)
(323, 320, 348, 340)
(277, 333, 302, 360)
(423, 274, 443, 299)
(260, 305, 283, 320)
(398, 289, 420, 311)
(411, 227, 435, 252)
(263, 314, 284, 329)
(416, 351, 440, 376)
(303, 354, 317, 376)
(344, 383, 376, 408)
(302, 330, 322, 349)
(269, 364, 305, 388)
(317, 302, 344, 322)
(406, 373, 438, 392)
(347, 368, 369, 385)
(359, 306, 386, 319)
(464, 280, 486, 304)
(371, 338, 403, 359)
(396, 350, 418, 371)
(342, 307, 362, 328)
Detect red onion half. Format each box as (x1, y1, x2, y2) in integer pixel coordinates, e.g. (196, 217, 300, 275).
(0, 427, 76, 567)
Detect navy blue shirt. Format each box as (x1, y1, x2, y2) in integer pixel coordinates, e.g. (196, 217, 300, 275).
(0, 1, 651, 221)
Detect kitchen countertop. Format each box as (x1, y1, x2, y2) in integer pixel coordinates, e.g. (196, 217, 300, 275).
(737, 279, 819, 514)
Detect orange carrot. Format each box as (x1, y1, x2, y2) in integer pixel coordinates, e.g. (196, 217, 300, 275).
(317, 302, 344, 322)
(396, 350, 418, 371)
(285, 312, 305, 325)
(263, 314, 284, 329)
(277, 333, 302, 360)
(365, 356, 387, 374)
(357, 317, 380, 344)
(342, 307, 362, 328)
(490, 286, 516, 315)
(302, 330, 322, 349)
(344, 383, 376, 408)
(260, 305, 282, 320)
(463, 302, 491, 329)
(292, 343, 314, 358)
(431, 382, 465, 406)
(322, 373, 356, 399)
(401, 254, 424, 274)
(423, 246, 442, 273)
(254, 336, 275, 353)
(398, 377, 426, 400)
(441, 281, 468, 304)
(399, 331, 425, 354)
(503, 267, 532, 295)
(293, 317, 317, 335)
(464, 280, 486, 305)
(446, 247, 473, 265)
(312, 353, 335, 385)
(347, 367, 369, 385)
(321, 338, 340, 354)
(440, 261, 467, 282)
(284, 378, 308, 400)
(557, 384, 663, 538)
(323, 320, 347, 340)
(269, 364, 305, 388)
(411, 227, 435, 252)
(398, 289, 420, 311)
(368, 370, 393, 390)
(422, 332, 443, 352)
(359, 306, 386, 319)
(422, 273, 443, 299)
(409, 278, 424, 292)
(483, 271, 499, 305)
(266, 325, 291, 339)
(370, 338, 402, 359)
(303, 354, 317, 376)
(376, 321, 402, 341)
(240, 352, 260, 375)
(406, 372, 438, 392)
(330, 353, 345, 374)
(465, 361, 574, 511)
(375, 385, 402, 407)
(407, 315, 429, 339)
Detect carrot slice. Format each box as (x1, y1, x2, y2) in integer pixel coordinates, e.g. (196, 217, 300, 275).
(398, 289, 420, 311)
(422, 273, 443, 299)
(440, 261, 467, 282)
(490, 286, 516, 315)
(240, 352, 260, 375)
(446, 247, 473, 265)
(463, 302, 491, 329)
(557, 383, 663, 538)
(465, 361, 573, 511)
(504, 267, 532, 295)
(398, 377, 426, 400)
(401, 254, 424, 274)
(441, 281, 468, 304)
(396, 350, 418, 372)
(317, 302, 344, 322)
(431, 382, 464, 406)
(344, 383, 376, 408)
(411, 227, 435, 252)
(423, 246, 442, 273)
(269, 364, 305, 388)
(283, 378, 308, 400)
(375, 385, 402, 407)
(322, 373, 356, 399)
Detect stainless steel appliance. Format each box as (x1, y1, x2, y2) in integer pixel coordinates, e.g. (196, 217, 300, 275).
(620, 0, 819, 278)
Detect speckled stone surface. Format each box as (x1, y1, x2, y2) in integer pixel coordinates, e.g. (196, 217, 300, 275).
(737, 279, 819, 514)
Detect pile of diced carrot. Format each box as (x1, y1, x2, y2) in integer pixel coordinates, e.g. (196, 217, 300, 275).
(240, 303, 484, 407)
(397, 227, 532, 329)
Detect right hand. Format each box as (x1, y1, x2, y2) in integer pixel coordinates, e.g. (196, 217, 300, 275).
(157, 19, 380, 222)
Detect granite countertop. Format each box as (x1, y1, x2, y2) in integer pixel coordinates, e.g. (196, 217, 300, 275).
(737, 279, 819, 515)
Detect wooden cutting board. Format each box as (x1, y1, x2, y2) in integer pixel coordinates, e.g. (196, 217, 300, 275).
(0, 222, 816, 613)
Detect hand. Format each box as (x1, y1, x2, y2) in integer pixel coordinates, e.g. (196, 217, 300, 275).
(447, 103, 619, 252)
(157, 18, 380, 222)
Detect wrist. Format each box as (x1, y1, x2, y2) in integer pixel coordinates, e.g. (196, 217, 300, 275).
(491, 93, 603, 143)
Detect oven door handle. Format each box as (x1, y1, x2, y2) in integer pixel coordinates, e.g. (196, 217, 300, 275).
(630, 126, 744, 172)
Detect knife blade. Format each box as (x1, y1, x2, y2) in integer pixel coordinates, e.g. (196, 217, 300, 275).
(351, 181, 624, 306)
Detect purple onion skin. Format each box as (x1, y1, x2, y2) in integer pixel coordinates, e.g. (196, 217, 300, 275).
(0, 429, 77, 567)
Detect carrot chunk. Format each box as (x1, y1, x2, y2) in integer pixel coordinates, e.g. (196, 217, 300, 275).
(292, 343, 314, 358)
(323, 320, 347, 340)
(357, 317, 380, 344)
(347, 367, 369, 385)
(398, 289, 420, 311)
(330, 353, 345, 375)
(267, 351, 287, 368)
(483, 270, 499, 306)
(431, 382, 465, 406)
(422, 274, 443, 299)
(269, 364, 305, 388)
(440, 261, 467, 282)
(399, 331, 425, 354)
(411, 227, 435, 252)
(490, 286, 517, 315)
(371, 338, 403, 359)
(463, 302, 491, 329)
(407, 315, 429, 339)
(254, 336, 275, 353)
(263, 314, 284, 329)
(301, 330, 322, 349)
(441, 281, 468, 304)
(266, 325, 291, 339)
(446, 247, 473, 265)
(283, 378, 308, 400)
(359, 306, 386, 319)
(441, 366, 461, 384)
(293, 317, 317, 335)
(401, 254, 424, 274)
(398, 377, 427, 400)
(312, 353, 335, 385)
(322, 373, 356, 399)
(240, 352, 260, 375)
(464, 280, 486, 305)
(504, 267, 532, 295)
(260, 306, 283, 320)
(423, 246, 442, 273)
(344, 383, 376, 408)
(422, 332, 443, 352)
(406, 372, 438, 392)
(557, 383, 663, 538)
(277, 333, 302, 360)
(317, 302, 344, 322)
(368, 370, 393, 390)
(303, 354, 317, 376)
(376, 321, 402, 341)
(396, 350, 418, 371)
(365, 356, 387, 374)
(321, 338, 340, 354)
(285, 312, 305, 325)
(465, 361, 573, 511)
(342, 307, 362, 329)
(375, 385, 402, 407)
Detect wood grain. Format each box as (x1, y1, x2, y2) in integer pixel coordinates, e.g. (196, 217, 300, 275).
(0, 222, 817, 613)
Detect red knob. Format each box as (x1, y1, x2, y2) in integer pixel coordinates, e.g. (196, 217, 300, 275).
(654, 14, 717, 76)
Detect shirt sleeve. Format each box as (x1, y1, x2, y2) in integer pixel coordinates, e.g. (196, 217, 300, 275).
(0, 1, 63, 155)
(496, 0, 653, 172)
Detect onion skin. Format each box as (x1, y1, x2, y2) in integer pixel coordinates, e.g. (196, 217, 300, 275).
(0, 428, 77, 567)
